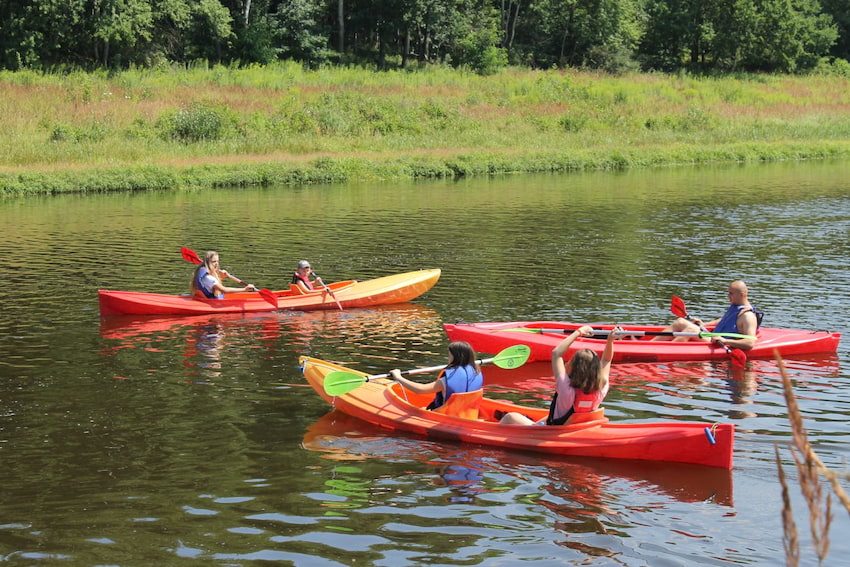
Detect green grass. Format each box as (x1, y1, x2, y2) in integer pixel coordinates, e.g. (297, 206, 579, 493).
(2, 63, 850, 194)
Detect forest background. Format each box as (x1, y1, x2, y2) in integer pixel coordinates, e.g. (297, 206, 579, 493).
(2, 0, 850, 74)
(2, 0, 850, 195)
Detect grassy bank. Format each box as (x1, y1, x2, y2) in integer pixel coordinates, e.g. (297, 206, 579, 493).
(2, 62, 850, 195)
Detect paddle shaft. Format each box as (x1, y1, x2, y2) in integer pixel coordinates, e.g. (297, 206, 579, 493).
(312, 273, 343, 311)
(367, 355, 507, 381)
(511, 328, 755, 339)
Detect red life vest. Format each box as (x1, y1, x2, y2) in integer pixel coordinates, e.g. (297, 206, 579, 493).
(573, 389, 598, 413)
(546, 388, 601, 425)
(292, 272, 314, 290)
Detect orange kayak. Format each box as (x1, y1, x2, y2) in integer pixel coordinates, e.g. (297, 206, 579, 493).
(99, 269, 440, 315)
(299, 356, 735, 469)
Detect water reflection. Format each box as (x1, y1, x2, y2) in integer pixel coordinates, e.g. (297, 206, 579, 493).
(299, 408, 737, 564)
(99, 303, 445, 381)
(303, 410, 734, 508)
(99, 312, 282, 382)
(483, 355, 842, 426)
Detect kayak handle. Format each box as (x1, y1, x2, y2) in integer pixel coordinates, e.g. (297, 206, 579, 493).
(704, 424, 718, 445)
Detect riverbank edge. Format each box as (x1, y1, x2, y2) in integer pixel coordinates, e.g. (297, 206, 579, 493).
(3, 140, 849, 196)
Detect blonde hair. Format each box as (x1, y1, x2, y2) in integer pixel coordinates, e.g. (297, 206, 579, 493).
(190, 251, 221, 293)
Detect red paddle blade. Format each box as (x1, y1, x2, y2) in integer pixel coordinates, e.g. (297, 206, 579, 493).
(670, 296, 689, 319)
(258, 288, 279, 308)
(728, 348, 747, 368)
(181, 247, 202, 264)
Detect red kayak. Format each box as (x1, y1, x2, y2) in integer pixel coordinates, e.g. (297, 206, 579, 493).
(99, 269, 440, 315)
(300, 356, 735, 469)
(444, 321, 840, 363)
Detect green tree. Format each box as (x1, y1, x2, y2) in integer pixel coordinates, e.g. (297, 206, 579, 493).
(446, 3, 507, 74)
(187, 0, 235, 62)
(7, 0, 88, 67)
(820, 0, 850, 60)
(91, 0, 154, 67)
(517, 0, 644, 71)
(275, 0, 330, 65)
(640, 0, 707, 70)
(712, 0, 836, 72)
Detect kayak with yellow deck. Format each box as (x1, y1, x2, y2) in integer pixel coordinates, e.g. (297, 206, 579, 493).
(98, 269, 441, 315)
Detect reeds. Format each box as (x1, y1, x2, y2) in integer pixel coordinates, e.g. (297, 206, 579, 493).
(776, 356, 849, 566)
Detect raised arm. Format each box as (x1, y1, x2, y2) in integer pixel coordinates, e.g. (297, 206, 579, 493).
(552, 325, 593, 377)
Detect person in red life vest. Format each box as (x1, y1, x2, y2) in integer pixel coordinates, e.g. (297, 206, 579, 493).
(388, 341, 483, 411)
(291, 260, 320, 292)
(190, 251, 256, 299)
(499, 325, 622, 425)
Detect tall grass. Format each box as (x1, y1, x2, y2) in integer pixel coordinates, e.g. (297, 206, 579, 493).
(2, 63, 850, 194)
(776, 357, 850, 566)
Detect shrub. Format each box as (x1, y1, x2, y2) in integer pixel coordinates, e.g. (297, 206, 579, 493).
(158, 103, 231, 142)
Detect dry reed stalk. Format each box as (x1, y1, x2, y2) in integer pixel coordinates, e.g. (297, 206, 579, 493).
(776, 354, 850, 565)
(777, 445, 800, 567)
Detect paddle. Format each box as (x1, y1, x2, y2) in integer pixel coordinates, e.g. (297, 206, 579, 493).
(322, 344, 532, 396)
(496, 327, 755, 340)
(311, 272, 343, 311)
(180, 247, 278, 308)
(671, 296, 747, 368)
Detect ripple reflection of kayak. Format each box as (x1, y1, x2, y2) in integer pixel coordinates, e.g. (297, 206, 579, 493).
(484, 356, 840, 386)
(99, 302, 441, 342)
(302, 410, 733, 507)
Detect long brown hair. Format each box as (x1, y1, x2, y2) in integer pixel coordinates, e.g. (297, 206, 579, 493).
(445, 341, 480, 372)
(568, 349, 603, 394)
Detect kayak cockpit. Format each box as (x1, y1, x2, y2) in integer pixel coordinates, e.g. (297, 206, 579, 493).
(387, 382, 609, 428)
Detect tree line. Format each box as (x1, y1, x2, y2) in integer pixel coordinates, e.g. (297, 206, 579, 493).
(1, 0, 849, 74)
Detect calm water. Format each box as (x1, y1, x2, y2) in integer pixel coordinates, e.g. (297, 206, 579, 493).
(1, 161, 849, 565)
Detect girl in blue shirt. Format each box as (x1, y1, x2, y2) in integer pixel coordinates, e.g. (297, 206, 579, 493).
(390, 341, 483, 410)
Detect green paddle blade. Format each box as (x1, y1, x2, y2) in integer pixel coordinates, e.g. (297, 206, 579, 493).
(490, 344, 531, 369)
(696, 331, 756, 340)
(323, 371, 367, 396)
(321, 344, 530, 397)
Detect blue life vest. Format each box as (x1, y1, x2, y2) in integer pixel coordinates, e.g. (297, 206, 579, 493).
(714, 304, 763, 333)
(427, 365, 483, 410)
(196, 267, 222, 299)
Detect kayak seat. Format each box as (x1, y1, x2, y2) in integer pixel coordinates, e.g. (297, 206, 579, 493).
(289, 284, 307, 295)
(432, 389, 483, 420)
(565, 407, 606, 425)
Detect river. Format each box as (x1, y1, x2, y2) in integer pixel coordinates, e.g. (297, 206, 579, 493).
(1, 160, 849, 565)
